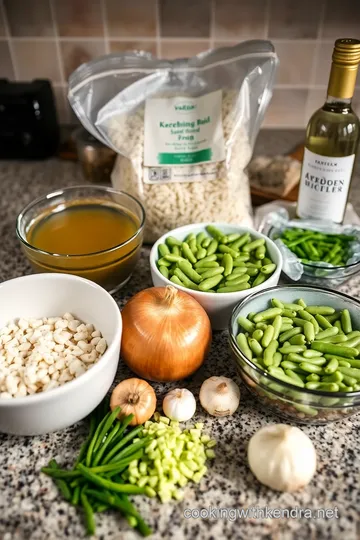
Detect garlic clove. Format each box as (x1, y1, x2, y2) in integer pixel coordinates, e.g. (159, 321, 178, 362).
(199, 376, 240, 417)
(162, 388, 196, 422)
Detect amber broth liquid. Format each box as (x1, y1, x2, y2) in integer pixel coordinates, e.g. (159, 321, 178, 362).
(28, 202, 139, 255)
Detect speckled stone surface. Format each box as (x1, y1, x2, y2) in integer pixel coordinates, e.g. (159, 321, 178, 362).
(0, 130, 360, 540)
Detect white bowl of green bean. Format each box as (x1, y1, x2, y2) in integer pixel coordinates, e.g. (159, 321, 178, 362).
(229, 285, 360, 424)
(150, 223, 282, 330)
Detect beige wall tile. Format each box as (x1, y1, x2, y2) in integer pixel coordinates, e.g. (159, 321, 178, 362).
(60, 40, 106, 80)
(160, 0, 211, 38)
(0, 1, 6, 37)
(4, 0, 54, 37)
(54, 0, 104, 37)
(269, 0, 322, 39)
(314, 42, 332, 86)
(274, 41, 315, 85)
(263, 88, 308, 127)
(322, 0, 360, 38)
(53, 85, 70, 124)
(105, 0, 156, 38)
(110, 40, 157, 56)
(214, 0, 266, 40)
(159, 40, 210, 59)
(13, 40, 61, 82)
(0, 41, 14, 78)
(305, 88, 326, 120)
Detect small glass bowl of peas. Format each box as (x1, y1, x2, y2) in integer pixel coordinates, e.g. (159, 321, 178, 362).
(229, 284, 360, 425)
(268, 225, 360, 287)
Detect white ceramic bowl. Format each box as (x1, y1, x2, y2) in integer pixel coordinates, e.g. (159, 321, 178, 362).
(0, 273, 122, 435)
(150, 223, 282, 330)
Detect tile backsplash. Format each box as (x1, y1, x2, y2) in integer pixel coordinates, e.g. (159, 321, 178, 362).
(0, 0, 359, 128)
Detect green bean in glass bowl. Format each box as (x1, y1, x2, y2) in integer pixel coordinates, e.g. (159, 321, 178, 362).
(150, 223, 282, 330)
(268, 225, 360, 287)
(229, 285, 360, 425)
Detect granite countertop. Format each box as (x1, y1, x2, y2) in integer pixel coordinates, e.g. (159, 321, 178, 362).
(1, 130, 360, 540)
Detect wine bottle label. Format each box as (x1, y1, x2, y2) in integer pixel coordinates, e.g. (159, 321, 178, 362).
(297, 148, 355, 222)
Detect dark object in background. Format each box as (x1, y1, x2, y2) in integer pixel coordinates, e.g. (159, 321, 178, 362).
(0, 79, 59, 159)
(73, 127, 116, 183)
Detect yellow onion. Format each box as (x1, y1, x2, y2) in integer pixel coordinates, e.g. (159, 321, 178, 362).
(121, 286, 212, 382)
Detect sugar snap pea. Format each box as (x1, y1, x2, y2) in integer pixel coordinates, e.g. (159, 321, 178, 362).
(217, 283, 251, 293)
(315, 314, 333, 330)
(206, 225, 225, 241)
(158, 243, 170, 257)
(252, 329, 264, 341)
(307, 373, 320, 382)
(284, 369, 305, 385)
(236, 333, 252, 360)
(311, 342, 358, 358)
(255, 245, 266, 260)
(306, 305, 335, 315)
(159, 266, 169, 279)
(178, 261, 202, 283)
(262, 325, 275, 348)
(341, 309, 352, 334)
(253, 308, 282, 323)
(272, 315, 282, 340)
(199, 274, 223, 291)
(271, 298, 284, 309)
(303, 350, 323, 358)
(279, 345, 306, 354)
(299, 362, 323, 374)
(315, 327, 339, 340)
(279, 326, 301, 343)
(170, 275, 183, 286)
(289, 334, 306, 346)
(260, 263, 276, 275)
(324, 357, 339, 374)
(243, 238, 265, 252)
(248, 338, 263, 356)
(173, 268, 199, 290)
(196, 247, 207, 260)
(252, 273, 267, 287)
(279, 323, 293, 333)
(199, 266, 224, 280)
(263, 340, 278, 366)
(222, 253, 233, 276)
(181, 242, 197, 264)
(225, 274, 250, 287)
(238, 316, 255, 333)
(165, 236, 182, 247)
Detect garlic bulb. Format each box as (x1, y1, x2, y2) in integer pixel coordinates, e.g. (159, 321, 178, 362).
(162, 388, 196, 422)
(248, 424, 317, 492)
(199, 376, 240, 417)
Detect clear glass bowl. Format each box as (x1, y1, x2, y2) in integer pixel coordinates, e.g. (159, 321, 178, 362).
(268, 226, 360, 287)
(229, 284, 360, 425)
(16, 185, 145, 294)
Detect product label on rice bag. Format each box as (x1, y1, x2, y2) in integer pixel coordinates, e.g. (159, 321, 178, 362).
(143, 90, 225, 182)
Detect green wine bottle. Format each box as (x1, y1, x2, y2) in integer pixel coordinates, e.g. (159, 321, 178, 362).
(297, 38, 360, 223)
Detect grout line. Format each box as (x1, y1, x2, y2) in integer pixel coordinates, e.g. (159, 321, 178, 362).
(264, 0, 271, 39)
(1, 0, 18, 80)
(155, 0, 161, 57)
(2, 36, 336, 44)
(274, 84, 327, 89)
(262, 124, 306, 130)
(317, 0, 327, 40)
(49, 0, 65, 85)
(209, 0, 215, 48)
(100, 0, 110, 54)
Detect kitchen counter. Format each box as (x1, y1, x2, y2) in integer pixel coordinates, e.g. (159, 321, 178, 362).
(0, 130, 360, 540)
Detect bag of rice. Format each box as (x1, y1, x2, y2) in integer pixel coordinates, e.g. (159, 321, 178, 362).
(69, 41, 278, 242)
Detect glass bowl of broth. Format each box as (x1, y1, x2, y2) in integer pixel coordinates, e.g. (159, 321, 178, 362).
(16, 186, 145, 293)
